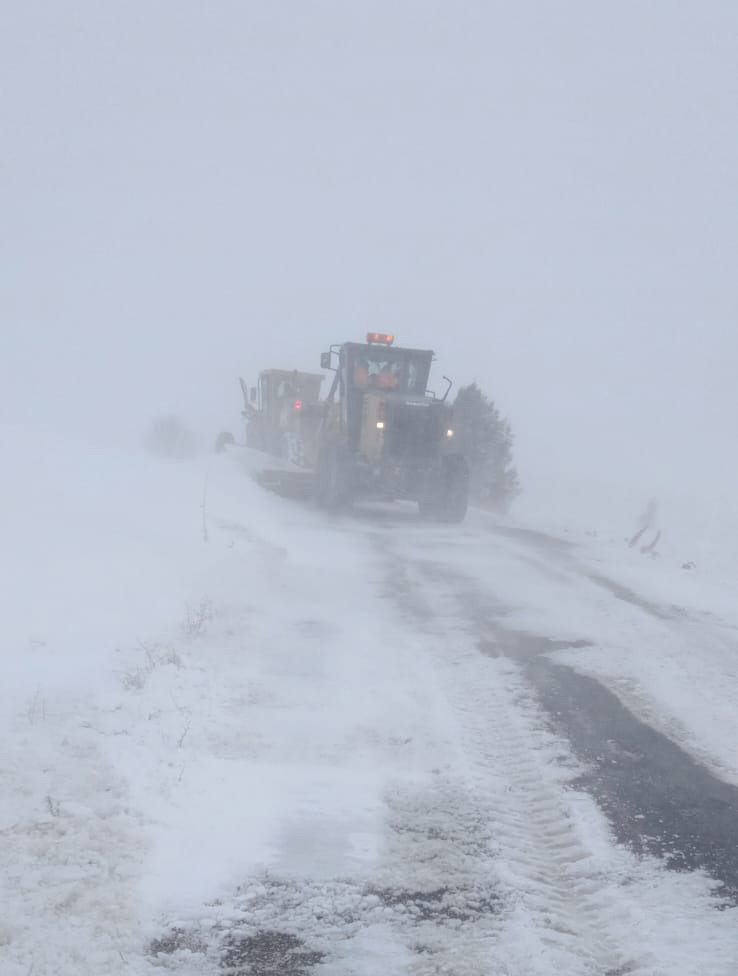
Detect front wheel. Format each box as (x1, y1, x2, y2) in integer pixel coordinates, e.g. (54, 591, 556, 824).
(438, 456, 469, 523)
(314, 447, 353, 512)
(419, 456, 469, 523)
(417, 494, 439, 519)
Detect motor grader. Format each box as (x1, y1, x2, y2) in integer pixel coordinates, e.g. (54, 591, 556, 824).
(239, 369, 324, 467)
(313, 333, 469, 521)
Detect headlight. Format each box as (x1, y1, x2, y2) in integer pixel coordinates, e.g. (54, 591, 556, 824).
(446, 429, 454, 438)
(376, 421, 385, 430)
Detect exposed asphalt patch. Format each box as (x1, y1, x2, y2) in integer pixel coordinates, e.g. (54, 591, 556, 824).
(149, 927, 206, 956)
(489, 523, 575, 554)
(586, 572, 676, 621)
(476, 633, 594, 658)
(221, 930, 325, 976)
(367, 884, 500, 922)
(148, 919, 325, 976)
(524, 654, 738, 903)
(469, 611, 738, 903)
(409, 561, 738, 903)
(148, 866, 501, 972)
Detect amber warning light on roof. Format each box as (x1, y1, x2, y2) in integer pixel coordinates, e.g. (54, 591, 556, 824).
(366, 332, 394, 345)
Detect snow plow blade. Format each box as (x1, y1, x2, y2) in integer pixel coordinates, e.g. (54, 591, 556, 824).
(253, 468, 315, 500)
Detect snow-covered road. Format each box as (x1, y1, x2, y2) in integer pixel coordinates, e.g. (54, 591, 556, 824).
(3, 435, 738, 975)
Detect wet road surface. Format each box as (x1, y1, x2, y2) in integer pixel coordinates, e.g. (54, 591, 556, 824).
(409, 522, 738, 904)
(528, 653, 738, 900)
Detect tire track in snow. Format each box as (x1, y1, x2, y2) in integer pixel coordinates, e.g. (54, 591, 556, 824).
(379, 550, 738, 975)
(453, 522, 738, 900)
(380, 557, 637, 975)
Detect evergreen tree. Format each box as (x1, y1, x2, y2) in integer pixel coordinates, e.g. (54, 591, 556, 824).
(452, 383, 520, 511)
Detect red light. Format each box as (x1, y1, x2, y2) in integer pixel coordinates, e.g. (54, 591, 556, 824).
(294, 400, 302, 410)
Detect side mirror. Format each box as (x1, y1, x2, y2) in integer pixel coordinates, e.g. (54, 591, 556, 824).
(320, 352, 332, 370)
(250, 387, 257, 402)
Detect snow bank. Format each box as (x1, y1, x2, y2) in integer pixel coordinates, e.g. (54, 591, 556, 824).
(0, 427, 440, 973)
(1, 423, 233, 972)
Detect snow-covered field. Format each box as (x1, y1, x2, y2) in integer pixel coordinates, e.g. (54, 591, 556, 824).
(3, 426, 738, 975)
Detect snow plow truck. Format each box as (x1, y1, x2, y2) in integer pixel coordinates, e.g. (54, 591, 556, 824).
(230, 334, 469, 522)
(235, 369, 325, 468)
(313, 333, 469, 522)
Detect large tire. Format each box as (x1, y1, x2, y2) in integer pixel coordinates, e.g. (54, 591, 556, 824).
(314, 446, 352, 512)
(417, 494, 439, 519)
(435, 454, 469, 523)
(312, 446, 329, 507)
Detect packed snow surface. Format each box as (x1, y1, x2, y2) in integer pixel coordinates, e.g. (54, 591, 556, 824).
(3, 425, 738, 974)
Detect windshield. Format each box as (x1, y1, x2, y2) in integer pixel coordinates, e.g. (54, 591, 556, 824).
(349, 346, 431, 395)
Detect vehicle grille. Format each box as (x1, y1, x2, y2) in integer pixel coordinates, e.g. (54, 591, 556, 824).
(386, 403, 440, 459)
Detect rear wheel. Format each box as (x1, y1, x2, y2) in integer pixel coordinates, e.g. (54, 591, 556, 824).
(438, 456, 469, 523)
(419, 456, 469, 523)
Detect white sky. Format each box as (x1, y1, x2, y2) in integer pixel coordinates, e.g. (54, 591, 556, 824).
(2, 1, 737, 502)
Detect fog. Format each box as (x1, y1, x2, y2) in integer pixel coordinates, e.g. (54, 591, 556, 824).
(6, 7, 738, 967)
(3, 1, 737, 512)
